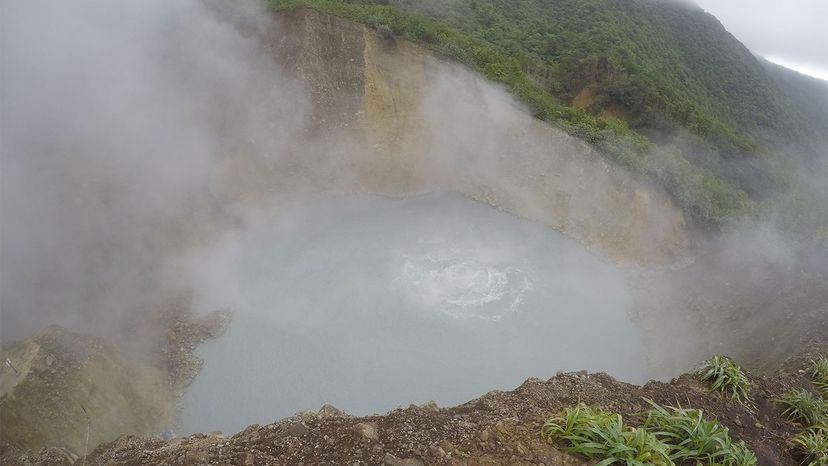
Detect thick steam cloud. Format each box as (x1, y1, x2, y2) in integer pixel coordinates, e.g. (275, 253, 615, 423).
(0, 0, 311, 341)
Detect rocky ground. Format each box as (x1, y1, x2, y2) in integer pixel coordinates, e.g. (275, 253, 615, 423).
(3, 260, 823, 466)
(0, 308, 231, 464)
(5, 344, 824, 466)
(156, 306, 234, 393)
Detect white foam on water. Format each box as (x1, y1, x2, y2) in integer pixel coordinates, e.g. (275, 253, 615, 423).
(395, 242, 533, 321)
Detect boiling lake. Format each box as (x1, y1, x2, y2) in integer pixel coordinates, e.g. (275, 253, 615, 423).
(181, 193, 646, 434)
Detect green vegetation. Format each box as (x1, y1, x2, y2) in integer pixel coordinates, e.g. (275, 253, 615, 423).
(760, 58, 828, 159)
(815, 381, 828, 401)
(266, 0, 765, 227)
(726, 441, 761, 466)
(644, 400, 755, 465)
(265, 0, 828, 237)
(541, 400, 757, 466)
(541, 404, 674, 466)
(700, 356, 751, 404)
(794, 425, 828, 466)
(812, 356, 828, 398)
(779, 356, 828, 466)
(778, 389, 827, 426)
(813, 356, 828, 381)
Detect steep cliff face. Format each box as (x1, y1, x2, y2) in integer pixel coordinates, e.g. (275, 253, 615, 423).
(230, 9, 690, 264)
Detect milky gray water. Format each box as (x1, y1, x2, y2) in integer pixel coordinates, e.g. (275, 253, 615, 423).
(181, 193, 646, 434)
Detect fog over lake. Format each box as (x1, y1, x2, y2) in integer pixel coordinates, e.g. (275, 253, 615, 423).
(181, 193, 646, 435)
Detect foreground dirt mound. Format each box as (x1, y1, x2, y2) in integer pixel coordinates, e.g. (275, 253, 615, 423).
(14, 350, 813, 466)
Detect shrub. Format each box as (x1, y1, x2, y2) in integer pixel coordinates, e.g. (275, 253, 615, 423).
(700, 355, 752, 404)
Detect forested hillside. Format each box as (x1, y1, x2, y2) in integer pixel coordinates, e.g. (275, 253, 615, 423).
(760, 57, 828, 155)
(268, 0, 827, 231)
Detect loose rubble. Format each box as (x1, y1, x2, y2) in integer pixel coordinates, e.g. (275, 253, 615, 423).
(3, 346, 821, 466)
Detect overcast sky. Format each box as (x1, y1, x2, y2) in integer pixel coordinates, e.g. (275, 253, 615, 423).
(694, 0, 828, 81)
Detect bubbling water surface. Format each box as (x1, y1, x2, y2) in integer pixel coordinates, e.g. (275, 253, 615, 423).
(181, 193, 646, 434)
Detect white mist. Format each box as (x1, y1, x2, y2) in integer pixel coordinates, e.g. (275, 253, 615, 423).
(181, 193, 645, 434)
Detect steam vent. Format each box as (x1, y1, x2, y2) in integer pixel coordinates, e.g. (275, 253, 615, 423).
(2, 1, 827, 465)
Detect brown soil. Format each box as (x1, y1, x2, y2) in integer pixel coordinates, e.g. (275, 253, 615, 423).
(4, 346, 822, 466)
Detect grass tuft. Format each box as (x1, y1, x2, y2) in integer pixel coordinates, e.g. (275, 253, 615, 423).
(542, 400, 758, 466)
(793, 425, 828, 466)
(700, 355, 752, 404)
(728, 440, 759, 466)
(812, 356, 828, 399)
(541, 403, 673, 466)
(813, 356, 828, 381)
(643, 399, 757, 466)
(777, 389, 828, 426)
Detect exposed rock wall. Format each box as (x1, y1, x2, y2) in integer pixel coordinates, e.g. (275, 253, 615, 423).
(240, 9, 690, 264)
(64, 351, 828, 466)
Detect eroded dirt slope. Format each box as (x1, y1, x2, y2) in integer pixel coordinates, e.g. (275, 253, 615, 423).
(3, 347, 816, 466)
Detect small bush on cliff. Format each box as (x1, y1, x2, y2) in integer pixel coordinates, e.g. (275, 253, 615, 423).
(700, 355, 751, 404)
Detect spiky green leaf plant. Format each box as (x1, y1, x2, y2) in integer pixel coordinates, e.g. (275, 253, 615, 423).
(816, 380, 828, 400)
(793, 425, 828, 466)
(812, 356, 828, 399)
(700, 356, 752, 404)
(541, 403, 673, 466)
(777, 389, 828, 426)
(727, 440, 759, 466)
(643, 399, 757, 466)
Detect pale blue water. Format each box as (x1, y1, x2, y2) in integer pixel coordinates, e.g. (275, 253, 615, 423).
(181, 193, 646, 434)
